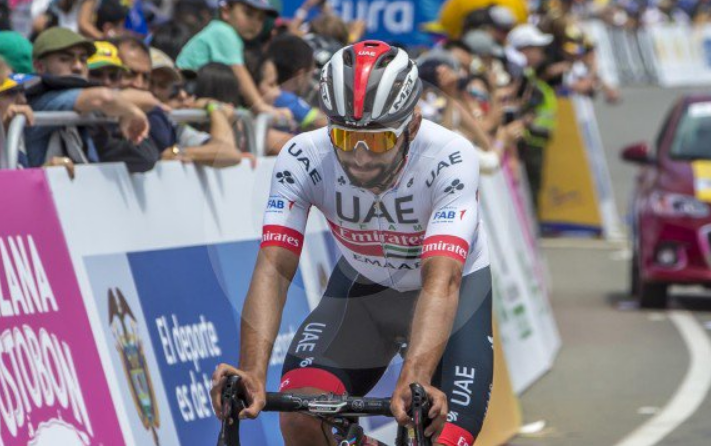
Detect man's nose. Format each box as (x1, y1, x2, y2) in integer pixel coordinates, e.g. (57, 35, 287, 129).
(353, 143, 372, 165)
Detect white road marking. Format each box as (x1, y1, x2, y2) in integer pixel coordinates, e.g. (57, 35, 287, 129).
(614, 311, 711, 446)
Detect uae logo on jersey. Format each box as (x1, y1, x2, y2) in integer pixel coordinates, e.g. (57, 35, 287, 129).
(327, 220, 425, 259)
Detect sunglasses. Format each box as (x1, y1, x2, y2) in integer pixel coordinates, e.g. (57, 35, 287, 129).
(329, 117, 411, 154)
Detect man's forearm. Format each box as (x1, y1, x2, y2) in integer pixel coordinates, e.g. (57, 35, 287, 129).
(400, 258, 462, 383)
(239, 247, 299, 380)
(76, 88, 136, 117)
(184, 110, 240, 167)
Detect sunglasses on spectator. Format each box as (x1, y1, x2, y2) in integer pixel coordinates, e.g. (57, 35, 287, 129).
(91, 67, 123, 83)
(328, 116, 411, 154)
(168, 79, 197, 99)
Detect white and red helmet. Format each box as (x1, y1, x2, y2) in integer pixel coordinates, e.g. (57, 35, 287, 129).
(319, 40, 422, 128)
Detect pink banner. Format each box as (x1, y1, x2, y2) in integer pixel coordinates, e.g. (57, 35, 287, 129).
(0, 170, 123, 446)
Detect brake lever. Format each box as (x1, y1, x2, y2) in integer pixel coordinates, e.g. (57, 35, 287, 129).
(410, 383, 431, 445)
(217, 375, 245, 446)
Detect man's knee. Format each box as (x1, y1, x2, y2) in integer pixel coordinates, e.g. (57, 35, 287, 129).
(279, 387, 331, 446)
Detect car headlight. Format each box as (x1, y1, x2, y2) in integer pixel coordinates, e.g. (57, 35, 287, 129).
(650, 192, 711, 218)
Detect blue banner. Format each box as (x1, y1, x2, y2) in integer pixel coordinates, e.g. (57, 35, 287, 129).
(281, 0, 445, 46)
(85, 240, 313, 446)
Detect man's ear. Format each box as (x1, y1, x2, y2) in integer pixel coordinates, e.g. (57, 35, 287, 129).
(219, 4, 230, 21)
(33, 59, 45, 75)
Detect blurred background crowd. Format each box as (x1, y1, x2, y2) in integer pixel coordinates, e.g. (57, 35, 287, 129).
(0, 0, 703, 212)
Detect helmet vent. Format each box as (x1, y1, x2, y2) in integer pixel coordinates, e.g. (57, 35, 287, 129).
(343, 50, 354, 67)
(378, 55, 395, 68)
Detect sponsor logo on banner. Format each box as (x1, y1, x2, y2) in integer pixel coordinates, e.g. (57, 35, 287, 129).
(421, 235, 469, 263)
(327, 220, 424, 259)
(109, 288, 160, 445)
(0, 170, 123, 446)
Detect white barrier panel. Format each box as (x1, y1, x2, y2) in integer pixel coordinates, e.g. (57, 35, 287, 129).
(572, 95, 626, 241)
(583, 20, 621, 87)
(646, 24, 711, 86)
(480, 165, 560, 393)
(46, 161, 335, 446)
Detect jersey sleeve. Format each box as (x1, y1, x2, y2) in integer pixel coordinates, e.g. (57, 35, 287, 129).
(261, 138, 313, 256)
(421, 140, 481, 265)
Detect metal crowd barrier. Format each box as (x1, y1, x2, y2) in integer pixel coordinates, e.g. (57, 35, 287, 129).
(1, 108, 268, 170)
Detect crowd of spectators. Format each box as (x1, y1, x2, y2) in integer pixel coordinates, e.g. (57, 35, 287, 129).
(0, 0, 694, 211)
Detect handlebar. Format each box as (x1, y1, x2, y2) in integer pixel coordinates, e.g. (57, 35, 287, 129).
(262, 391, 392, 417)
(217, 375, 431, 446)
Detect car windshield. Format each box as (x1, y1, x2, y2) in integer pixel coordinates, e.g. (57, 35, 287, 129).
(670, 102, 711, 160)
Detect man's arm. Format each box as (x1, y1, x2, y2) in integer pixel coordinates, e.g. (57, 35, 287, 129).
(181, 104, 241, 167)
(400, 257, 463, 384)
(239, 246, 300, 379)
(75, 88, 149, 143)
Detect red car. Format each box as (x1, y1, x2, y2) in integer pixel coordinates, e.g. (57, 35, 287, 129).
(622, 95, 711, 308)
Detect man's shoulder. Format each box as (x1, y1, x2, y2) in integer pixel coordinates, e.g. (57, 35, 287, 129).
(416, 119, 476, 156)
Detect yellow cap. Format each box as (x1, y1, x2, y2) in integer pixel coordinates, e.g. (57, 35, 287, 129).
(88, 41, 125, 71)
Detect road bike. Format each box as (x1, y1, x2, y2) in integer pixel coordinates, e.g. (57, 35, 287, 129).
(217, 375, 433, 446)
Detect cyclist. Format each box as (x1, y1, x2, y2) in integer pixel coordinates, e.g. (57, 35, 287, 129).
(211, 40, 493, 446)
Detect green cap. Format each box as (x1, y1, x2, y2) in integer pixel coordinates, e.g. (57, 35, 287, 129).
(32, 27, 97, 60)
(0, 31, 33, 74)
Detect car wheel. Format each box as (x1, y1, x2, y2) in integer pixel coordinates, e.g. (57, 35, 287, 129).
(630, 250, 640, 296)
(638, 282, 668, 309)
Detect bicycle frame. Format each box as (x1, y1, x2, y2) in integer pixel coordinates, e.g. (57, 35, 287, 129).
(217, 375, 432, 446)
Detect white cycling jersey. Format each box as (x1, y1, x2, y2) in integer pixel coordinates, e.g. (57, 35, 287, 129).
(261, 119, 490, 292)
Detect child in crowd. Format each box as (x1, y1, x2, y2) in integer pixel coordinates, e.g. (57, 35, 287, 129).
(176, 0, 290, 121)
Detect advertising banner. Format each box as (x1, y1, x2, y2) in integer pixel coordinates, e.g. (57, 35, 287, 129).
(45, 161, 332, 446)
(0, 170, 123, 446)
(280, 0, 443, 46)
(539, 97, 603, 236)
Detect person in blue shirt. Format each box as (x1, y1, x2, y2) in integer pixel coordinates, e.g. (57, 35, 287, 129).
(266, 33, 327, 132)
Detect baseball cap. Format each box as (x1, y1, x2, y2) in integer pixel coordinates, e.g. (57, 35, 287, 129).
(462, 30, 504, 58)
(0, 73, 39, 94)
(489, 6, 516, 30)
(221, 0, 279, 17)
(0, 31, 33, 74)
(32, 27, 97, 60)
(88, 41, 126, 71)
(150, 47, 196, 82)
(507, 24, 554, 49)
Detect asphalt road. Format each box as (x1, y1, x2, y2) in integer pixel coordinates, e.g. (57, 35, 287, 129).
(509, 86, 711, 446)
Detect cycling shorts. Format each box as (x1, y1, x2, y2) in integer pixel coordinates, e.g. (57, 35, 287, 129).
(280, 258, 493, 446)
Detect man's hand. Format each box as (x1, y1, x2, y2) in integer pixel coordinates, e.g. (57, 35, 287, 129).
(390, 380, 448, 438)
(210, 364, 266, 421)
(119, 106, 149, 144)
(2, 104, 34, 128)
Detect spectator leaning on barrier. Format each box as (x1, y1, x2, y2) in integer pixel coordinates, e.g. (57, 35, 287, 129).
(176, 0, 291, 121)
(86, 40, 167, 173)
(26, 27, 148, 168)
(116, 40, 244, 168)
